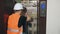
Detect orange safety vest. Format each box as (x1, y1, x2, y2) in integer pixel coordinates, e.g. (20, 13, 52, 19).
(7, 13, 23, 34)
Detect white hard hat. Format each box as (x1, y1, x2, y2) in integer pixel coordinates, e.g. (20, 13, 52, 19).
(13, 3, 23, 10)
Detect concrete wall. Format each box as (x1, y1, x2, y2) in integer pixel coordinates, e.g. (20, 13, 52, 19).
(46, 0, 60, 34)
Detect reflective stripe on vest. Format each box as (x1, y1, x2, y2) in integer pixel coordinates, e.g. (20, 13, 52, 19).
(19, 32, 23, 34)
(8, 28, 19, 32)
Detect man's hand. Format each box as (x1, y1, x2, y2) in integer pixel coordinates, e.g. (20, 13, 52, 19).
(25, 13, 31, 21)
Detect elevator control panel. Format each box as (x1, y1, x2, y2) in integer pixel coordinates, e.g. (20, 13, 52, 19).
(40, 1, 46, 17)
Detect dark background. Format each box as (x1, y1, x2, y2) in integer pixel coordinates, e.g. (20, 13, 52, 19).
(0, 0, 15, 34)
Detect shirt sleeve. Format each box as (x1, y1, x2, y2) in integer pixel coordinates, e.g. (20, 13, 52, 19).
(18, 16, 27, 28)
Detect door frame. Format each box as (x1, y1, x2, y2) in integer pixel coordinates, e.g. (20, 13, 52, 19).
(37, 0, 47, 34)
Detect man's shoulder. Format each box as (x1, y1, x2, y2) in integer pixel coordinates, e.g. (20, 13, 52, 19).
(21, 16, 27, 18)
(9, 14, 15, 18)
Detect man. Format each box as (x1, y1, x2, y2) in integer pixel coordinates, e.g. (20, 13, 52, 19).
(7, 3, 31, 34)
(7, 3, 24, 34)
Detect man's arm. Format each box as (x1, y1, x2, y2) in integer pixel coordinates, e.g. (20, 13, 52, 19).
(18, 16, 26, 28)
